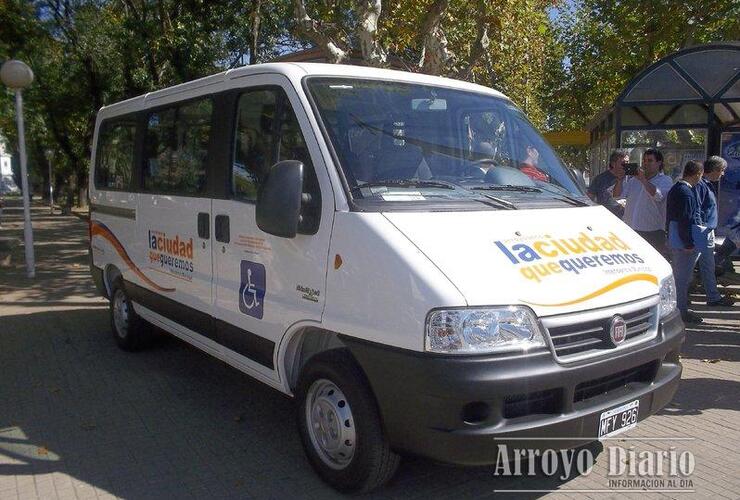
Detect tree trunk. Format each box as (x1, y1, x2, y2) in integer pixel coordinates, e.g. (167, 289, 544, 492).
(357, 0, 388, 67)
(293, 0, 350, 63)
(419, 0, 454, 75)
(457, 0, 490, 80)
(250, 0, 262, 65)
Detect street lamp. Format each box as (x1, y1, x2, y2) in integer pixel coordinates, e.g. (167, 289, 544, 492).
(45, 149, 54, 215)
(1, 59, 36, 278)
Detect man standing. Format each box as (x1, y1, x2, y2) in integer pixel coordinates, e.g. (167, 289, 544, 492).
(587, 149, 628, 218)
(694, 156, 735, 306)
(666, 160, 704, 323)
(614, 148, 674, 254)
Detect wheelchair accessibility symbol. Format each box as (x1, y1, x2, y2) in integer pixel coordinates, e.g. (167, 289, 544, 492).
(239, 261, 265, 319)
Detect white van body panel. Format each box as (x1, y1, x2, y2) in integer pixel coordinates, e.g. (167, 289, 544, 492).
(211, 72, 335, 380)
(384, 206, 673, 317)
(137, 194, 213, 313)
(89, 190, 137, 292)
(322, 212, 467, 351)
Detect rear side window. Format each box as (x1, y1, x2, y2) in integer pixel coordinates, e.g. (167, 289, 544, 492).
(95, 118, 137, 190)
(143, 98, 212, 195)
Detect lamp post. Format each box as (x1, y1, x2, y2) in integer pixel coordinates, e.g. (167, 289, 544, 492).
(1, 59, 36, 278)
(45, 149, 54, 215)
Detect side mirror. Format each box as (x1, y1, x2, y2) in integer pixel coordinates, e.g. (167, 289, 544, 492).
(256, 160, 304, 238)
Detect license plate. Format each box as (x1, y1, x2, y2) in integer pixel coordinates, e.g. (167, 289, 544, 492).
(598, 399, 639, 439)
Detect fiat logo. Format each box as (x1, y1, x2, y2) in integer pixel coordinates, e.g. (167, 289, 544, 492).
(609, 315, 627, 346)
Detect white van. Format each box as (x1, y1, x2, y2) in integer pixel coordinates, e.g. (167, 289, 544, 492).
(89, 63, 684, 493)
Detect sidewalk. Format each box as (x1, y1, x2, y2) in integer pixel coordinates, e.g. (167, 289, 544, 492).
(1, 198, 738, 499)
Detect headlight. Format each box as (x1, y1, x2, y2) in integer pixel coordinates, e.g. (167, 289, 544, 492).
(425, 306, 546, 354)
(659, 275, 677, 318)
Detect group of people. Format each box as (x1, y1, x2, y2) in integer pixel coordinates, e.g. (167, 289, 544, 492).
(588, 148, 735, 324)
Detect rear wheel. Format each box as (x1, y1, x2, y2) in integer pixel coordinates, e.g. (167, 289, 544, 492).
(109, 279, 151, 351)
(296, 349, 400, 493)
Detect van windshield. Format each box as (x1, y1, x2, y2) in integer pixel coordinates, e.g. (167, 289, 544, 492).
(307, 78, 585, 208)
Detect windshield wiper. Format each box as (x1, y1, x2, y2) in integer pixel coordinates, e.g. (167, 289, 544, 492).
(476, 194, 517, 210)
(471, 184, 541, 193)
(351, 179, 457, 193)
(472, 184, 589, 207)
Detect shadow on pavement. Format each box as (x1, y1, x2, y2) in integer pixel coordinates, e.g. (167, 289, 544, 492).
(680, 329, 740, 362)
(659, 378, 740, 416)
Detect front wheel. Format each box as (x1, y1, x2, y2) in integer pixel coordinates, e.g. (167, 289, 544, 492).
(296, 350, 400, 493)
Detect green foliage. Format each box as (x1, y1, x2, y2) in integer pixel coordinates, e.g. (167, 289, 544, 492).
(2, 0, 735, 204)
(547, 0, 740, 130)
(0, 0, 294, 204)
(379, 0, 558, 127)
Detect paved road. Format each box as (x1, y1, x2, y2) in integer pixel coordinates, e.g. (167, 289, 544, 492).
(1, 199, 738, 499)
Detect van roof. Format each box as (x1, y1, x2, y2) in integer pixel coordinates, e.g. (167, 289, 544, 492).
(98, 62, 509, 117)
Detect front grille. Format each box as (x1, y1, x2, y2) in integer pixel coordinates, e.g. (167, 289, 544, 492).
(546, 305, 657, 359)
(503, 389, 562, 419)
(574, 361, 658, 403)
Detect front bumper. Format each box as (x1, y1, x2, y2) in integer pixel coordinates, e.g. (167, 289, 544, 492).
(342, 311, 684, 465)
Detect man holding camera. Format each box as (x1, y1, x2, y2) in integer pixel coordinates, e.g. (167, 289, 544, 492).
(587, 149, 628, 218)
(614, 148, 674, 254)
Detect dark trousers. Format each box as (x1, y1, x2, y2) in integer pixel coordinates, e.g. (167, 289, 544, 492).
(637, 230, 667, 257)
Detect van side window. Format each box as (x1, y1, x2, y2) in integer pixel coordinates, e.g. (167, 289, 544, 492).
(233, 89, 319, 206)
(95, 118, 137, 190)
(143, 98, 212, 195)
(233, 90, 277, 201)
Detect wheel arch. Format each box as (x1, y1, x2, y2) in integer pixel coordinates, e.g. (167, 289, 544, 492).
(103, 264, 123, 297)
(280, 326, 348, 393)
(280, 326, 381, 396)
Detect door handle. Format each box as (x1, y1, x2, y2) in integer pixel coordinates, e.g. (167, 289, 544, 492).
(215, 214, 230, 243)
(197, 212, 209, 239)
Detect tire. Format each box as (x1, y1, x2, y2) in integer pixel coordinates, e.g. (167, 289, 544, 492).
(296, 349, 400, 494)
(109, 278, 151, 351)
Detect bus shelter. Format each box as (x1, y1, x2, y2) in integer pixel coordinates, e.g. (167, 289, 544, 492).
(588, 42, 740, 236)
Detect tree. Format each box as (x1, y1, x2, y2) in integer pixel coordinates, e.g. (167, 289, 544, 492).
(1, 0, 591, 205)
(290, 0, 557, 126)
(547, 0, 740, 131)
(0, 0, 293, 206)
(291, 0, 497, 75)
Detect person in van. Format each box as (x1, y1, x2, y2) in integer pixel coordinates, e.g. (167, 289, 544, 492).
(518, 144, 549, 181)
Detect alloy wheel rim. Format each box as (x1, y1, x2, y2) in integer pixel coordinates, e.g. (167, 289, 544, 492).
(305, 378, 356, 470)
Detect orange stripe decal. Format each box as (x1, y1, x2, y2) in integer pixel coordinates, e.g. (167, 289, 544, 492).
(521, 273, 657, 307)
(91, 221, 175, 292)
